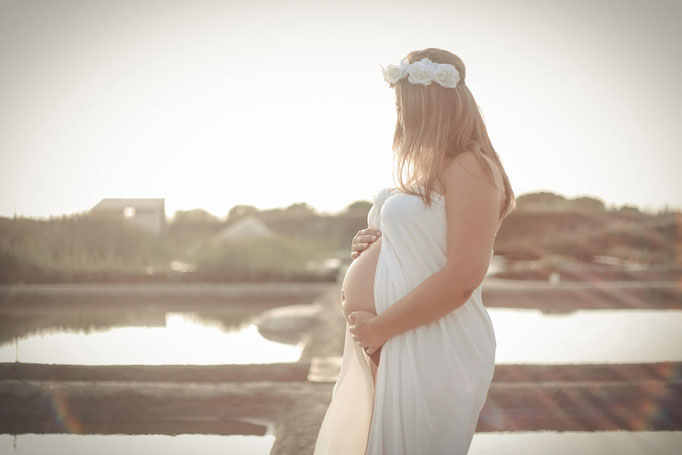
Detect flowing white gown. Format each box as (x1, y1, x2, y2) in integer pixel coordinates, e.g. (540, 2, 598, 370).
(314, 186, 497, 455)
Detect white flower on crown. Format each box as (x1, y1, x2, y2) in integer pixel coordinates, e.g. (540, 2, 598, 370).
(433, 63, 460, 88)
(406, 57, 436, 85)
(382, 64, 404, 84)
(381, 57, 460, 88)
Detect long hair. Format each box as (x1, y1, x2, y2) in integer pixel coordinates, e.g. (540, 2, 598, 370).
(389, 48, 516, 219)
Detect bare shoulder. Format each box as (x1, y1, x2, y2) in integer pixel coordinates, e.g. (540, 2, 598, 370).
(442, 151, 503, 192)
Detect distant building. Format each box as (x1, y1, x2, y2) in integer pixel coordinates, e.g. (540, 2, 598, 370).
(214, 215, 273, 242)
(90, 198, 166, 235)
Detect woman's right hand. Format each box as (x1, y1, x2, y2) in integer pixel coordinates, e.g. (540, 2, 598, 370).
(351, 228, 382, 260)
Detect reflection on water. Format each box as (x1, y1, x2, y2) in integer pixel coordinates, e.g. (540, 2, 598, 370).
(2, 305, 680, 366)
(489, 308, 682, 364)
(469, 430, 682, 455)
(0, 433, 275, 455)
(0, 312, 303, 365)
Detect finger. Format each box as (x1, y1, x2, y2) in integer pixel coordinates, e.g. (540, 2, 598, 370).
(354, 229, 377, 243)
(359, 229, 381, 239)
(350, 251, 359, 259)
(351, 241, 368, 252)
(360, 234, 378, 243)
(351, 237, 367, 247)
(352, 242, 369, 252)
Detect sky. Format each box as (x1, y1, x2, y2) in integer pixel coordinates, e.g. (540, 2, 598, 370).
(1, 0, 680, 220)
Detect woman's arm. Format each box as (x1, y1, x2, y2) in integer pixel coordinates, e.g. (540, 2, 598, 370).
(366, 151, 503, 341)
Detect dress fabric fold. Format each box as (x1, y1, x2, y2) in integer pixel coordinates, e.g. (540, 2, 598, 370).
(314, 186, 496, 455)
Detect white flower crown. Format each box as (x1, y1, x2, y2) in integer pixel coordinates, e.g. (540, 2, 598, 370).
(380, 57, 460, 88)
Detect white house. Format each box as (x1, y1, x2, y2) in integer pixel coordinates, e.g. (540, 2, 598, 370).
(90, 198, 166, 235)
(214, 215, 274, 243)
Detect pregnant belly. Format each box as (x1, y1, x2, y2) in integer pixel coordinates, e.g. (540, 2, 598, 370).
(341, 237, 381, 320)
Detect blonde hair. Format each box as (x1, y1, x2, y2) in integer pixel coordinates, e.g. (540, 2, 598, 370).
(390, 48, 516, 220)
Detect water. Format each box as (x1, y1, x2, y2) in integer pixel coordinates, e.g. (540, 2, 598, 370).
(0, 312, 303, 365)
(2, 307, 679, 365)
(469, 430, 682, 454)
(488, 308, 682, 364)
(0, 282, 331, 365)
(1, 277, 680, 367)
(2, 430, 679, 454)
(0, 433, 275, 455)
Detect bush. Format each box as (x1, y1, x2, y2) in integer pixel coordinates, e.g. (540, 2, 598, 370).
(193, 234, 337, 280)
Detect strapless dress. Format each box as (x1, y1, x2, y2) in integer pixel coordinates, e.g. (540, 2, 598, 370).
(314, 185, 496, 455)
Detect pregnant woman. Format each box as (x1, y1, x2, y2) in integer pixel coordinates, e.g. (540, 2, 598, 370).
(314, 48, 515, 455)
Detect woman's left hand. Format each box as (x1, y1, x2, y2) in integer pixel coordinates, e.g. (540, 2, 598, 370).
(348, 310, 387, 355)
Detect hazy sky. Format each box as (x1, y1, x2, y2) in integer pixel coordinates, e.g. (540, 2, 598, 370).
(1, 0, 680, 219)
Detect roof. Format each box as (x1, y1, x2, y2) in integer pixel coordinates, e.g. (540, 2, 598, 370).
(215, 215, 274, 240)
(91, 198, 165, 211)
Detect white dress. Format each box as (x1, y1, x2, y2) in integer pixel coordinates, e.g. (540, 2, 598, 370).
(314, 186, 497, 455)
